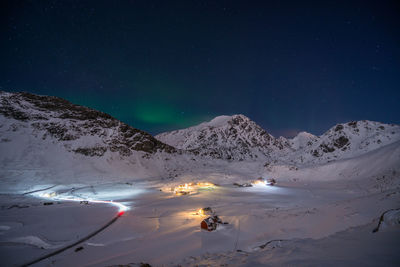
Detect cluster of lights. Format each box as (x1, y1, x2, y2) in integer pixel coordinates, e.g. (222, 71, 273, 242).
(173, 183, 194, 195)
(252, 180, 267, 186)
(172, 182, 215, 196)
(252, 178, 276, 186)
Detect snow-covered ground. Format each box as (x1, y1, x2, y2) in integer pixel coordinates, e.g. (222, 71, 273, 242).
(175, 221, 400, 267)
(1, 141, 399, 266)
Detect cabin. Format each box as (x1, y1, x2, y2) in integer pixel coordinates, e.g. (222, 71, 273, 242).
(201, 215, 222, 231)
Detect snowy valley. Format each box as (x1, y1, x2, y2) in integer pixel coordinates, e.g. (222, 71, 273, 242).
(0, 91, 399, 266)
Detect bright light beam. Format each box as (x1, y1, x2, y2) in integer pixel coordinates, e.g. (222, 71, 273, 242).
(40, 193, 129, 217)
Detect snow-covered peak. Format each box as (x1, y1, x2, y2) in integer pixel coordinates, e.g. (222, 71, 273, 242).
(290, 131, 319, 150)
(205, 115, 234, 127)
(295, 131, 317, 139)
(183, 114, 251, 131)
(293, 120, 400, 165)
(156, 114, 289, 161)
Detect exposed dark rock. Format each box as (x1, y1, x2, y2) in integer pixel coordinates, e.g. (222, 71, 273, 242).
(334, 124, 344, 131)
(311, 149, 320, 157)
(320, 143, 335, 153)
(74, 147, 107, 157)
(334, 136, 349, 148)
(0, 101, 30, 121)
(348, 121, 357, 128)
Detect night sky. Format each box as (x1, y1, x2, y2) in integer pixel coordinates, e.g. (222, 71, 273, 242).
(1, 1, 399, 137)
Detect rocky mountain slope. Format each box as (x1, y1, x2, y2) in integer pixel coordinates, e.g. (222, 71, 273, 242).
(279, 120, 400, 167)
(156, 114, 400, 165)
(156, 114, 291, 161)
(0, 91, 175, 157)
(0, 91, 181, 188)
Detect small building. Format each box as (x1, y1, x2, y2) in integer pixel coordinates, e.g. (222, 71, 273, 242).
(201, 215, 222, 231)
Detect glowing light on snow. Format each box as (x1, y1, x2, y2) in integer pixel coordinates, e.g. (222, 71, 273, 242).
(198, 208, 205, 215)
(197, 182, 215, 188)
(253, 180, 267, 186)
(42, 192, 57, 198)
(171, 182, 216, 196)
(173, 183, 194, 195)
(39, 193, 129, 216)
(252, 178, 276, 187)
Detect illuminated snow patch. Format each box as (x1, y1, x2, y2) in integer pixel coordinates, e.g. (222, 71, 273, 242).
(72, 184, 146, 200)
(31, 183, 149, 216)
(165, 182, 217, 196)
(252, 180, 267, 186)
(245, 184, 287, 194)
(252, 178, 277, 187)
(38, 192, 129, 216)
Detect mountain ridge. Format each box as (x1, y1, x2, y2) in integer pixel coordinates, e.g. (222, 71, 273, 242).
(0, 91, 176, 157)
(156, 114, 400, 165)
(1, 91, 399, 167)
(156, 114, 290, 161)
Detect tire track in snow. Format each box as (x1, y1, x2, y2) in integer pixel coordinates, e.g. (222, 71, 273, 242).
(20, 197, 127, 267)
(22, 185, 57, 195)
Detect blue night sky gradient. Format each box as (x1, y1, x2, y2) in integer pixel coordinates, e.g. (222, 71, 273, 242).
(1, 1, 399, 137)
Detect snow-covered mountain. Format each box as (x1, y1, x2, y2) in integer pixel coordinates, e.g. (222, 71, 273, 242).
(0, 91, 176, 156)
(0, 91, 180, 188)
(156, 114, 400, 165)
(1, 91, 399, 188)
(156, 114, 291, 161)
(290, 131, 319, 150)
(286, 120, 400, 166)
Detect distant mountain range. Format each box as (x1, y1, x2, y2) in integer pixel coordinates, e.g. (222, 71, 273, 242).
(1, 91, 399, 170)
(156, 114, 400, 165)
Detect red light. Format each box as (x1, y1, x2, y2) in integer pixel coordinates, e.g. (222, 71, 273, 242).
(118, 210, 125, 216)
